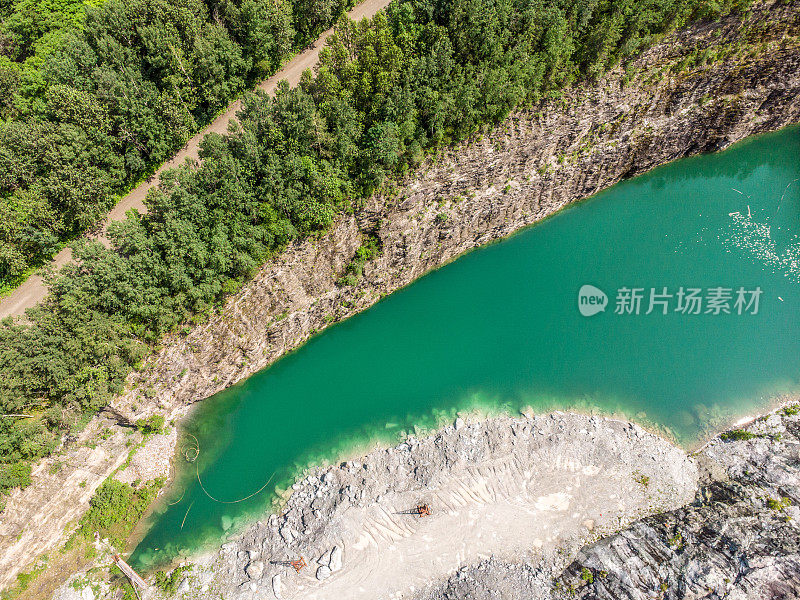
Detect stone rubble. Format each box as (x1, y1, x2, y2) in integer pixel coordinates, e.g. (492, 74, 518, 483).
(415, 403, 800, 600)
(177, 412, 696, 600)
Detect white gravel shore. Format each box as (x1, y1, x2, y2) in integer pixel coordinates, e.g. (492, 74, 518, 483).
(175, 413, 697, 600)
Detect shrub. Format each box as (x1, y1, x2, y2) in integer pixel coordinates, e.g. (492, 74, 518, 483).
(781, 403, 799, 417)
(134, 415, 165, 436)
(0, 462, 32, 494)
(720, 429, 755, 441)
(78, 478, 164, 546)
(633, 471, 650, 489)
(154, 566, 193, 595)
(766, 497, 791, 511)
(336, 234, 382, 286)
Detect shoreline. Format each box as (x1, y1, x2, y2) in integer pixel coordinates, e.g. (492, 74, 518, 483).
(169, 412, 700, 600)
(115, 399, 799, 600)
(691, 391, 800, 453)
(131, 386, 799, 570)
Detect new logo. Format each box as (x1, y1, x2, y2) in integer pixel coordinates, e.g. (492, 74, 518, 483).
(578, 285, 608, 317)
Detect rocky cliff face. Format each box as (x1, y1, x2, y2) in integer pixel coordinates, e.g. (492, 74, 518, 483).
(2, 0, 799, 588)
(553, 409, 800, 600)
(415, 405, 800, 600)
(115, 0, 800, 415)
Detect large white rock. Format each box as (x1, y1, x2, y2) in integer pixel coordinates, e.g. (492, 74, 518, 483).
(245, 560, 264, 580)
(329, 545, 343, 572)
(280, 526, 294, 543)
(317, 549, 332, 566)
(81, 588, 94, 600)
(272, 574, 283, 600)
(316, 565, 332, 580)
(176, 577, 190, 595)
(221, 542, 237, 554)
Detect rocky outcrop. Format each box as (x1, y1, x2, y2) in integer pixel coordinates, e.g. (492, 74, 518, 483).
(413, 404, 800, 599)
(185, 413, 698, 600)
(551, 409, 800, 600)
(2, 0, 800, 588)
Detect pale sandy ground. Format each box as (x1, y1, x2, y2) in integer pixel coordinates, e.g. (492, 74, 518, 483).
(279, 452, 690, 600)
(0, 0, 392, 320)
(185, 414, 698, 600)
(115, 428, 177, 485)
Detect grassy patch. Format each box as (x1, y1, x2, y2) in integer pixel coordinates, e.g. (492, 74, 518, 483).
(0, 555, 49, 600)
(667, 532, 684, 549)
(77, 478, 164, 548)
(781, 403, 800, 417)
(633, 471, 650, 489)
(336, 234, 382, 287)
(720, 429, 756, 441)
(154, 566, 193, 595)
(766, 496, 792, 511)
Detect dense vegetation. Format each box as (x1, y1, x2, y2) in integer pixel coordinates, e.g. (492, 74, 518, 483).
(0, 0, 752, 500)
(0, 0, 353, 288)
(77, 477, 164, 546)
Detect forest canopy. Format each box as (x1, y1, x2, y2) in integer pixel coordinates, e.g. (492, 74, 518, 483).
(0, 0, 353, 287)
(0, 0, 752, 500)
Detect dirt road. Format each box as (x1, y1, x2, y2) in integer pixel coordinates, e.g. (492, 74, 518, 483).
(0, 0, 392, 320)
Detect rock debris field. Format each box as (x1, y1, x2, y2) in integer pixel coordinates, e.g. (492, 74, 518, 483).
(177, 413, 697, 600)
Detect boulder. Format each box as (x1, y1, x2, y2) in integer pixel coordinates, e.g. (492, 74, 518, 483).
(316, 565, 332, 580)
(176, 578, 190, 595)
(317, 549, 332, 565)
(272, 575, 283, 600)
(329, 545, 343, 572)
(279, 526, 294, 543)
(245, 560, 264, 580)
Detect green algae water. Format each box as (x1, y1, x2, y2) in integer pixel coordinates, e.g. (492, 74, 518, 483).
(131, 126, 800, 568)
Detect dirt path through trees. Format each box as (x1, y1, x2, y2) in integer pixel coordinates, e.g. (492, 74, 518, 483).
(0, 0, 391, 320)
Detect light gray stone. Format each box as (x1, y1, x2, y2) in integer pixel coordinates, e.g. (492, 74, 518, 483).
(316, 565, 332, 580)
(329, 546, 343, 572)
(245, 560, 264, 580)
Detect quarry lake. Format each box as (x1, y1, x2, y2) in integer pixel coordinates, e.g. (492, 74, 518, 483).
(131, 126, 800, 568)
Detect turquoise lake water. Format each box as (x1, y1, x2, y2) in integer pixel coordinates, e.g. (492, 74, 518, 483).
(131, 126, 800, 568)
